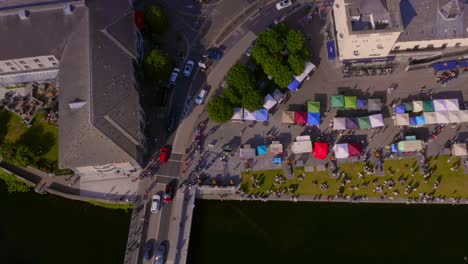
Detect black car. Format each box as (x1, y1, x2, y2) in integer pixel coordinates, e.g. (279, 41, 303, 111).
(203, 48, 223, 60)
(144, 240, 154, 260)
(154, 241, 167, 264)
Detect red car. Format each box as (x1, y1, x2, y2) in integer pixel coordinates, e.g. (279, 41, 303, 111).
(159, 147, 169, 164)
(163, 185, 173, 204)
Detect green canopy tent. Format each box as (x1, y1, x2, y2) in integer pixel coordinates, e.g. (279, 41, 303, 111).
(307, 101, 320, 113)
(345, 96, 357, 109)
(423, 100, 435, 112)
(403, 102, 413, 112)
(358, 116, 371, 129)
(331, 95, 344, 108)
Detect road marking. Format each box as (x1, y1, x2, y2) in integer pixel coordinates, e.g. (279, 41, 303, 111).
(155, 174, 180, 179)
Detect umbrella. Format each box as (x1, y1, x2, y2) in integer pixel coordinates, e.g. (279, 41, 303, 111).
(413, 101, 423, 112)
(357, 99, 366, 109)
(345, 117, 359, 129)
(333, 117, 346, 130)
(313, 142, 328, 160)
(403, 102, 413, 112)
(333, 143, 349, 159)
(282, 111, 295, 124)
(294, 111, 307, 124)
(452, 143, 468, 156)
(423, 100, 434, 112)
(358, 116, 371, 129)
(344, 96, 357, 109)
(395, 113, 409, 126)
(348, 143, 362, 157)
(367, 98, 382, 111)
(308, 101, 320, 113)
(369, 114, 384, 128)
(257, 145, 268, 155)
(331, 95, 344, 108)
(307, 112, 320, 126)
(395, 105, 406, 114)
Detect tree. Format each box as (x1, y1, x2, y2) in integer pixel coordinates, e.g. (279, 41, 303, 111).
(15, 145, 34, 167)
(145, 5, 168, 34)
(288, 53, 306, 75)
(223, 86, 242, 106)
(242, 90, 264, 112)
(287, 30, 306, 53)
(226, 64, 256, 94)
(0, 141, 16, 162)
(144, 49, 172, 82)
(274, 23, 289, 39)
(271, 64, 293, 88)
(207, 96, 234, 123)
(257, 30, 284, 54)
(0, 172, 31, 193)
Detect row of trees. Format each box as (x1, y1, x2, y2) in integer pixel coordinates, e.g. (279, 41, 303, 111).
(207, 64, 264, 123)
(252, 24, 309, 87)
(144, 49, 172, 84)
(0, 141, 57, 172)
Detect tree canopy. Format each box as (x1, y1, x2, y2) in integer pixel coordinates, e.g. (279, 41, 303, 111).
(207, 96, 234, 124)
(145, 5, 168, 34)
(144, 49, 172, 83)
(242, 90, 264, 112)
(226, 64, 256, 94)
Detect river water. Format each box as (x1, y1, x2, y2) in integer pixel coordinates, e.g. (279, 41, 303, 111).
(188, 199, 468, 264)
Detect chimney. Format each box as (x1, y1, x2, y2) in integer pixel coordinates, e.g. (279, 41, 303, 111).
(18, 10, 29, 20)
(64, 4, 74, 15)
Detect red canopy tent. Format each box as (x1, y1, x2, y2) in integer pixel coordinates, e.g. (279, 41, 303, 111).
(294, 111, 307, 124)
(313, 142, 328, 159)
(347, 143, 362, 157)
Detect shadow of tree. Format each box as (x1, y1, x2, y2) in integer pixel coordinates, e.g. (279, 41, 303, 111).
(16, 125, 55, 156)
(0, 110, 12, 143)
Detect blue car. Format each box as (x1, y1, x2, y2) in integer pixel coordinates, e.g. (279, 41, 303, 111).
(144, 240, 154, 260)
(203, 48, 223, 60)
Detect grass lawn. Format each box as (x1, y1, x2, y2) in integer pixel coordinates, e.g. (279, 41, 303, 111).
(0, 109, 59, 164)
(241, 155, 468, 199)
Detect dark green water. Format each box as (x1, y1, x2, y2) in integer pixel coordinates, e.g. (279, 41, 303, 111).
(0, 182, 130, 264)
(188, 200, 468, 264)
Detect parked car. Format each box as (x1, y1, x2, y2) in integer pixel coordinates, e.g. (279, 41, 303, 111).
(159, 146, 169, 164)
(163, 184, 174, 204)
(144, 240, 154, 260)
(167, 113, 177, 132)
(276, 0, 292, 10)
(154, 242, 167, 264)
(150, 194, 162, 214)
(245, 40, 257, 56)
(203, 48, 223, 60)
(183, 60, 194, 77)
(169, 68, 180, 86)
(195, 89, 208, 105)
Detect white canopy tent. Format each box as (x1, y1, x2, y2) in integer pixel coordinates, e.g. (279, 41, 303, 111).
(231, 108, 243, 120)
(269, 141, 283, 154)
(333, 143, 349, 159)
(452, 143, 468, 156)
(395, 114, 409, 126)
(458, 110, 468, 122)
(367, 98, 382, 111)
(291, 136, 312, 154)
(243, 109, 256, 120)
(333, 117, 347, 130)
(433, 99, 448, 112)
(369, 114, 384, 128)
(433, 99, 460, 112)
(423, 112, 438, 124)
(449, 111, 463, 123)
(263, 94, 277, 110)
(435, 111, 450, 123)
(295, 61, 316, 82)
(413, 101, 423, 112)
(272, 89, 284, 103)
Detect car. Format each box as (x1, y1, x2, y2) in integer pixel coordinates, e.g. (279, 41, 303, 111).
(169, 68, 180, 86)
(144, 240, 154, 260)
(163, 184, 174, 204)
(154, 242, 167, 264)
(183, 60, 194, 77)
(167, 113, 177, 132)
(195, 89, 208, 105)
(245, 40, 257, 56)
(203, 48, 223, 60)
(150, 194, 162, 214)
(276, 0, 292, 10)
(159, 146, 169, 164)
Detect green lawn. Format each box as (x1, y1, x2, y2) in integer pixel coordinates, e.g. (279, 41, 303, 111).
(242, 155, 468, 199)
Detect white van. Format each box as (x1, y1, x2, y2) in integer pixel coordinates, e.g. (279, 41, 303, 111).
(169, 68, 180, 86)
(195, 89, 208, 105)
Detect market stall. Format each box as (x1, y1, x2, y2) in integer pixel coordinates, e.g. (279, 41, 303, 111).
(257, 145, 268, 155)
(367, 98, 382, 112)
(313, 142, 328, 159)
(291, 135, 313, 154)
(231, 108, 243, 121)
(395, 113, 410, 126)
(269, 141, 283, 155)
(345, 117, 359, 129)
(345, 96, 357, 109)
(369, 114, 384, 128)
(333, 117, 347, 130)
(452, 143, 468, 156)
(282, 111, 295, 124)
(308, 101, 320, 113)
(294, 111, 308, 124)
(263, 94, 277, 110)
(307, 112, 321, 126)
(333, 143, 362, 159)
(413, 101, 423, 112)
(331, 95, 344, 108)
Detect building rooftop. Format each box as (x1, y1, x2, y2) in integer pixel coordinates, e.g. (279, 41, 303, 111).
(344, 0, 403, 34)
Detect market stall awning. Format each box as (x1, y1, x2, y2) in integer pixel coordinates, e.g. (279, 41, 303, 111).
(257, 145, 268, 155)
(313, 142, 328, 160)
(269, 142, 283, 154)
(333, 143, 349, 159)
(413, 101, 423, 112)
(423, 100, 435, 112)
(445, 99, 460, 111)
(295, 61, 316, 82)
(395, 113, 410, 126)
(272, 89, 284, 102)
(345, 117, 359, 129)
(287, 79, 301, 91)
(423, 112, 438, 124)
(348, 143, 362, 157)
(263, 94, 277, 110)
(291, 138, 313, 154)
(397, 140, 423, 152)
(333, 117, 347, 130)
(240, 145, 256, 160)
(395, 105, 405, 114)
(403, 102, 413, 112)
(358, 116, 371, 129)
(331, 95, 344, 108)
(344, 95, 357, 109)
(433, 99, 448, 112)
(307, 112, 320, 126)
(452, 143, 468, 156)
(415, 115, 426, 125)
(367, 98, 382, 111)
(369, 114, 384, 128)
(254, 109, 269, 121)
(307, 101, 320, 113)
(409, 116, 417, 126)
(243, 109, 256, 120)
(357, 99, 366, 109)
(435, 111, 450, 123)
(433, 60, 457, 72)
(294, 111, 307, 124)
(458, 110, 468, 122)
(231, 108, 243, 120)
(282, 111, 295, 124)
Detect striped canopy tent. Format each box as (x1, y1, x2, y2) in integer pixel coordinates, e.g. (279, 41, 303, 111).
(333, 117, 347, 130)
(413, 101, 423, 112)
(435, 111, 450, 123)
(403, 102, 413, 112)
(344, 96, 357, 109)
(367, 98, 382, 111)
(369, 114, 384, 128)
(423, 112, 438, 124)
(294, 111, 308, 124)
(452, 143, 468, 156)
(395, 113, 410, 126)
(282, 111, 296, 124)
(423, 100, 435, 112)
(308, 101, 320, 113)
(345, 117, 359, 129)
(358, 116, 372, 129)
(331, 95, 344, 108)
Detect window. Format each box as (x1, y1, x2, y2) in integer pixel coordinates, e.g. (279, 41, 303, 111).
(413, 45, 420, 49)
(19, 60, 25, 64)
(455, 42, 462, 47)
(24, 65, 31, 69)
(426, 44, 434, 49)
(393, 46, 400, 50)
(38, 64, 45, 68)
(442, 43, 448, 48)
(52, 62, 58, 66)
(48, 57, 55, 61)
(33, 59, 40, 63)
(353, 50, 360, 56)
(0, 68, 3, 73)
(5, 62, 12, 66)
(10, 67, 17, 71)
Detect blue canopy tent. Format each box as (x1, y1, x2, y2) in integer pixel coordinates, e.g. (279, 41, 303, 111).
(409, 116, 417, 126)
(416, 115, 426, 125)
(433, 61, 457, 72)
(273, 157, 282, 164)
(287, 79, 301, 91)
(395, 105, 406, 114)
(458, 59, 468, 68)
(257, 145, 268, 155)
(307, 112, 320, 126)
(254, 109, 269, 121)
(357, 99, 366, 109)
(326, 40, 337, 60)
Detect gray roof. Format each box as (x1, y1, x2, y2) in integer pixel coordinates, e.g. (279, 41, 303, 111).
(398, 0, 468, 42)
(344, 0, 403, 34)
(0, 0, 146, 168)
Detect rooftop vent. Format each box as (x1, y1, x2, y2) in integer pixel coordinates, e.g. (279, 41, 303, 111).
(18, 10, 29, 20)
(64, 4, 74, 15)
(69, 99, 87, 110)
